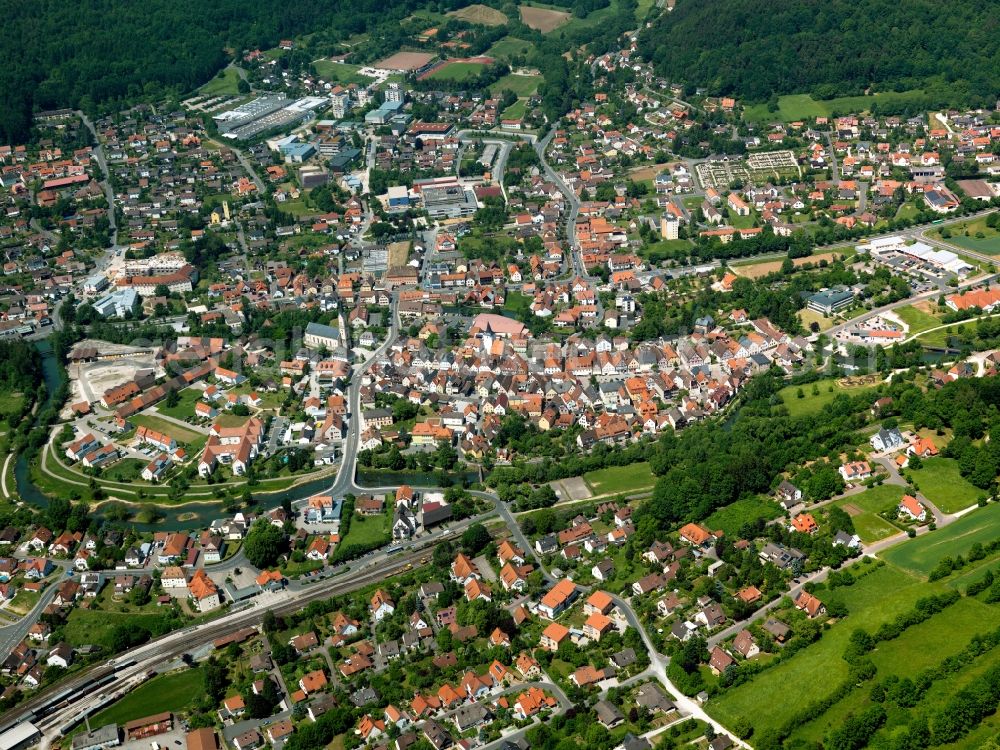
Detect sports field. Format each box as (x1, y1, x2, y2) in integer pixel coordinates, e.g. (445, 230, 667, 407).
(907, 456, 981, 514)
(312, 60, 374, 85)
(883, 503, 1000, 576)
(426, 61, 487, 81)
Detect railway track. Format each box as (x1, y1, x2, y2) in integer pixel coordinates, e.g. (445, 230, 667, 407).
(0, 537, 452, 734)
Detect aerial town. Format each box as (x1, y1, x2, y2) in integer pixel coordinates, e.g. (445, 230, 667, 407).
(0, 3, 999, 750)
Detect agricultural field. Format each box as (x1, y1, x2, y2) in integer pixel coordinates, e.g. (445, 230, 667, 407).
(731, 248, 856, 279)
(834, 484, 904, 543)
(709, 558, 1000, 745)
(883, 503, 1000, 576)
(88, 667, 203, 727)
(583, 462, 657, 495)
(519, 4, 571, 31)
(777, 376, 879, 418)
(490, 73, 540, 96)
(703, 495, 783, 538)
(447, 4, 508, 25)
(906, 456, 981, 514)
(787, 594, 1000, 747)
(487, 37, 537, 62)
(426, 61, 487, 82)
(743, 89, 927, 123)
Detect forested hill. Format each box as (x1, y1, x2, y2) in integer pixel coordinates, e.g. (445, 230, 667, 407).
(0, 0, 433, 143)
(637, 0, 1000, 108)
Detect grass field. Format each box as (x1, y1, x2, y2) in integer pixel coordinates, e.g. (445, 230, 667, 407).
(198, 67, 241, 96)
(156, 388, 203, 421)
(490, 73, 540, 96)
(0, 393, 23, 421)
(835, 484, 904, 543)
(933, 216, 1000, 255)
(312, 60, 374, 86)
(788, 594, 1000, 746)
(89, 668, 202, 726)
(102, 459, 146, 483)
(583, 462, 656, 495)
(447, 4, 508, 25)
(62, 608, 174, 649)
(130, 414, 204, 447)
(906, 456, 981, 514)
(503, 290, 532, 317)
(342, 511, 391, 547)
(883, 503, 1000, 576)
(777, 377, 879, 418)
(638, 238, 694, 264)
(487, 38, 537, 62)
(501, 99, 528, 120)
(893, 303, 941, 336)
(710, 564, 928, 735)
(426, 61, 487, 82)
(704, 495, 783, 537)
(743, 90, 927, 123)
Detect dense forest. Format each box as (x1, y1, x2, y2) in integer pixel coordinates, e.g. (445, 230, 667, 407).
(637, 0, 1000, 108)
(0, 0, 456, 143)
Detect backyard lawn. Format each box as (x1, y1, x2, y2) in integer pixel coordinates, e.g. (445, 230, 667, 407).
(583, 462, 657, 495)
(89, 667, 203, 727)
(883, 503, 1000, 576)
(906, 456, 981, 514)
(704, 495, 783, 538)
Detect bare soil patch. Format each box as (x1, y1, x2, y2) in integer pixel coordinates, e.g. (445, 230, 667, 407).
(519, 5, 571, 32)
